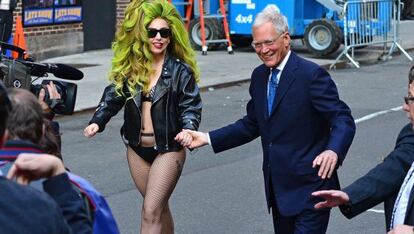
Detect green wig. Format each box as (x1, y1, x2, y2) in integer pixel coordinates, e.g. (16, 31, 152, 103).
(109, 0, 200, 97)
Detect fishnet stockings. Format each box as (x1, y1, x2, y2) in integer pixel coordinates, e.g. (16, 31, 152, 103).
(127, 146, 185, 234)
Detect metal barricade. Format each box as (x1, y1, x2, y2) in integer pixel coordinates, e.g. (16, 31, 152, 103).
(330, 0, 413, 69)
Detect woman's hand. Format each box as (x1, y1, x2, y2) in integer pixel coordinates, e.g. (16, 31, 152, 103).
(84, 123, 99, 138)
(175, 129, 209, 149)
(175, 130, 194, 148)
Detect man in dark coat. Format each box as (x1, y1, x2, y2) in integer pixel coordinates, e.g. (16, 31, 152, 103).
(312, 64, 414, 233)
(176, 5, 356, 233)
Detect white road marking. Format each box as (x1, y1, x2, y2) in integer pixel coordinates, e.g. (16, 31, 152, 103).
(367, 209, 385, 214)
(355, 106, 403, 124)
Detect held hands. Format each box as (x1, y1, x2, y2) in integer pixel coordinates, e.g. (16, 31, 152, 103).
(311, 190, 350, 209)
(84, 123, 99, 138)
(312, 150, 338, 179)
(7, 153, 66, 185)
(174, 129, 209, 149)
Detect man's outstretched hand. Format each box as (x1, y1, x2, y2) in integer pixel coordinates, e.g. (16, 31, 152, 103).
(175, 129, 209, 149)
(388, 224, 414, 234)
(311, 190, 350, 209)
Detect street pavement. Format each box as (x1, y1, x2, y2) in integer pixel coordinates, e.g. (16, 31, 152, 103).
(57, 52, 414, 233)
(41, 20, 414, 113)
(43, 19, 414, 233)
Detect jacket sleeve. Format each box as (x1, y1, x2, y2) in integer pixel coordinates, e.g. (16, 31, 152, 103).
(340, 123, 414, 219)
(310, 67, 356, 164)
(43, 173, 93, 234)
(177, 66, 202, 131)
(209, 74, 260, 153)
(89, 84, 126, 132)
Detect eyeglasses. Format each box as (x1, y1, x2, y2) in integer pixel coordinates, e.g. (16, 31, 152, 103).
(404, 96, 414, 105)
(147, 28, 171, 38)
(251, 32, 286, 50)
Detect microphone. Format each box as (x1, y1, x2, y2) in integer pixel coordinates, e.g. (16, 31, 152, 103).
(47, 63, 84, 80)
(17, 60, 84, 80)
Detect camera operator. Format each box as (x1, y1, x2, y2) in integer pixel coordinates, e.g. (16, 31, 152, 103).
(31, 79, 120, 233)
(37, 82, 121, 233)
(0, 81, 92, 233)
(37, 81, 63, 142)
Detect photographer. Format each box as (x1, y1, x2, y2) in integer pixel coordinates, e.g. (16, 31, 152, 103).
(28, 71, 120, 234)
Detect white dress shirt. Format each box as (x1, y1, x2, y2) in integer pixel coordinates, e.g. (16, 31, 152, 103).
(207, 50, 292, 145)
(267, 50, 291, 96)
(391, 162, 414, 228)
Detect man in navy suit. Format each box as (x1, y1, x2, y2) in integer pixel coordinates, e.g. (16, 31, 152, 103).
(176, 5, 355, 233)
(312, 65, 414, 234)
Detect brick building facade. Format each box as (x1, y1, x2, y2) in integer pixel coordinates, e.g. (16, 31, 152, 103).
(116, 0, 130, 27)
(11, 0, 129, 60)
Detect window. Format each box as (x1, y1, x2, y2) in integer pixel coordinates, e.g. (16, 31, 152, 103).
(54, 0, 81, 6)
(22, 0, 82, 26)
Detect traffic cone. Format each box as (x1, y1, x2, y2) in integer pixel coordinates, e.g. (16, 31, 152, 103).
(12, 16, 27, 59)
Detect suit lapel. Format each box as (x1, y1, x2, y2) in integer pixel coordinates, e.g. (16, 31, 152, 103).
(269, 52, 298, 117)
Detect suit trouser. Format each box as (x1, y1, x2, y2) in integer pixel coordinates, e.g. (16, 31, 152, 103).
(0, 10, 13, 43)
(402, 0, 414, 17)
(269, 178, 330, 234)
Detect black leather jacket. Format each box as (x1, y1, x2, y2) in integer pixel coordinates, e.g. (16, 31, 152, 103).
(89, 55, 202, 153)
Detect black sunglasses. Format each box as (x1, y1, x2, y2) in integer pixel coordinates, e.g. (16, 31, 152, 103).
(404, 96, 414, 105)
(147, 28, 171, 38)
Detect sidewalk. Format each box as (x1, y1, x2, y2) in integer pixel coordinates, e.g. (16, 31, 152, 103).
(42, 20, 414, 113)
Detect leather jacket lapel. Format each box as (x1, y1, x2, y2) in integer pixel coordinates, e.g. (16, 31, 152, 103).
(132, 84, 143, 109)
(152, 56, 172, 105)
(152, 78, 170, 104)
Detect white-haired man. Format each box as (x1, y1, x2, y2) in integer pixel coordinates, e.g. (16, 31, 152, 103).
(176, 5, 355, 233)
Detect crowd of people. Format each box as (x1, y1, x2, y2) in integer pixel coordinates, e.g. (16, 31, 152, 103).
(0, 0, 414, 233)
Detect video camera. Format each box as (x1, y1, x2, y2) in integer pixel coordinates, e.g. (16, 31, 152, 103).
(0, 42, 83, 115)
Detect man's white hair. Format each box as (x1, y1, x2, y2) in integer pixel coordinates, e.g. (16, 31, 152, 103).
(253, 4, 288, 34)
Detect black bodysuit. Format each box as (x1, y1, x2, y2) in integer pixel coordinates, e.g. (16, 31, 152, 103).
(129, 86, 158, 164)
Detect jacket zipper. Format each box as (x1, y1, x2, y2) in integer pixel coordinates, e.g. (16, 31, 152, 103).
(151, 84, 160, 151)
(132, 95, 142, 145)
(165, 91, 169, 150)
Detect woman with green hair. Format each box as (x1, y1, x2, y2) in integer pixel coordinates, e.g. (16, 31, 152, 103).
(84, 0, 202, 232)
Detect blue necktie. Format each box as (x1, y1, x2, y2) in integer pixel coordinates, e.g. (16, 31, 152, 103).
(268, 68, 280, 116)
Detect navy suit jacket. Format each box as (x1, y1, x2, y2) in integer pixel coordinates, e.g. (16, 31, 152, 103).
(210, 52, 356, 216)
(340, 123, 414, 231)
